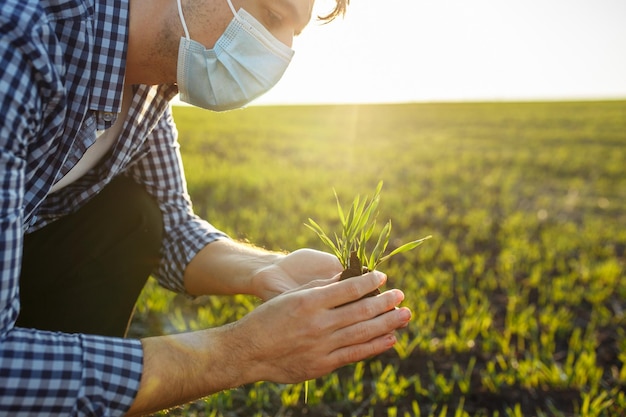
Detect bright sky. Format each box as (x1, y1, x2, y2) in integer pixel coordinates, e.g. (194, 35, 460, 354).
(251, 0, 626, 105)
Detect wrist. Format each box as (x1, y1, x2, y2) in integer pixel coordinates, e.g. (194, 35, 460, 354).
(212, 322, 263, 387)
(184, 239, 284, 296)
(199, 326, 248, 389)
(248, 252, 286, 299)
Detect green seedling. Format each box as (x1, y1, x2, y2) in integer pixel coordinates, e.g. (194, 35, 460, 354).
(306, 181, 431, 296)
(302, 182, 430, 403)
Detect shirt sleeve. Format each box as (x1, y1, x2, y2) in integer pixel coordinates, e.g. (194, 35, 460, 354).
(0, 329, 143, 416)
(0, 4, 143, 414)
(124, 107, 229, 294)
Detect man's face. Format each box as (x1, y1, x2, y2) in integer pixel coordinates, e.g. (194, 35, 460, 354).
(197, 0, 314, 49)
(232, 0, 315, 47)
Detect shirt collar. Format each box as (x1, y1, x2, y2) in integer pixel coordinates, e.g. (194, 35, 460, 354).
(89, 0, 130, 114)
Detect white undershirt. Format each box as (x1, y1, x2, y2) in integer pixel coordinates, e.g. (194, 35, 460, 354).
(50, 86, 133, 193)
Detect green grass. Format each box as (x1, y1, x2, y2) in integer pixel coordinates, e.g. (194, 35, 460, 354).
(129, 100, 626, 416)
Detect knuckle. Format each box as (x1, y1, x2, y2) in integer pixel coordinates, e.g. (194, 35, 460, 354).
(348, 322, 372, 342)
(339, 341, 380, 366)
(290, 291, 314, 311)
(307, 315, 329, 337)
(342, 346, 363, 365)
(343, 279, 362, 300)
(357, 299, 379, 319)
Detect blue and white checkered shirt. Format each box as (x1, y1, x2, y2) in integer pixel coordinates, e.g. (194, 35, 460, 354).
(0, 0, 225, 414)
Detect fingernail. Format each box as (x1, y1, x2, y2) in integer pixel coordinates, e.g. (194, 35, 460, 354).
(399, 308, 411, 322)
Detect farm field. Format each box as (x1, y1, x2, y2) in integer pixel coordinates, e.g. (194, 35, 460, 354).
(129, 100, 626, 416)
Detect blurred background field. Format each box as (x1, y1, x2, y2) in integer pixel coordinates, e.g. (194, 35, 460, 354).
(130, 100, 626, 416)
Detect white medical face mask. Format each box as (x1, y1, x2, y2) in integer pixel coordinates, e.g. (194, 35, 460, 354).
(176, 0, 295, 111)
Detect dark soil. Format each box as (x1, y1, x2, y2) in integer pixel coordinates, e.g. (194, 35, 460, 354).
(339, 251, 380, 299)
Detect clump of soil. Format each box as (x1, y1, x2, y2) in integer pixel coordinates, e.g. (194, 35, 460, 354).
(339, 251, 380, 299)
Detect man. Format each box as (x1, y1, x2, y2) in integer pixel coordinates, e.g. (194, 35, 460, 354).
(0, 0, 412, 415)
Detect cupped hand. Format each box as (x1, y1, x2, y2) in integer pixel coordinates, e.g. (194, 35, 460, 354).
(225, 270, 411, 385)
(251, 248, 343, 300)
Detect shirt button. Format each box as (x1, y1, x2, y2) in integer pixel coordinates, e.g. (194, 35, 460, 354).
(102, 112, 115, 122)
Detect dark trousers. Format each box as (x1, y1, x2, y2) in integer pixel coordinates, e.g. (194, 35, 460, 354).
(17, 176, 164, 337)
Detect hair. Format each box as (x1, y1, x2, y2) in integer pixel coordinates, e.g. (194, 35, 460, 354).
(317, 0, 350, 22)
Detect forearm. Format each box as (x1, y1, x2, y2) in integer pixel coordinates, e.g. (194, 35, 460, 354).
(184, 238, 283, 297)
(125, 328, 242, 417)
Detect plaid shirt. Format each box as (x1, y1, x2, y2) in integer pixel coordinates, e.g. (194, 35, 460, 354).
(1, 0, 225, 414)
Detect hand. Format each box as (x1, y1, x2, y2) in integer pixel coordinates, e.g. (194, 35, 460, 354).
(186, 244, 408, 383)
(225, 270, 412, 384)
(251, 248, 343, 300)
(128, 267, 410, 416)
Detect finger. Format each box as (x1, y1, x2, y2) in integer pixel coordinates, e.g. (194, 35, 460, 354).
(281, 274, 341, 296)
(314, 271, 386, 309)
(328, 332, 399, 367)
(332, 289, 405, 328)
(331, 306, 412, 348)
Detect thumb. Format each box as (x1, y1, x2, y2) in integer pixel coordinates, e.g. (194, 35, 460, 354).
(283, 273, 341, 295)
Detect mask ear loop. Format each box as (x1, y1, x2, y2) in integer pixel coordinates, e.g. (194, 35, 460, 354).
(225, 0, 239, 19)
(177, 0, 191, 40)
